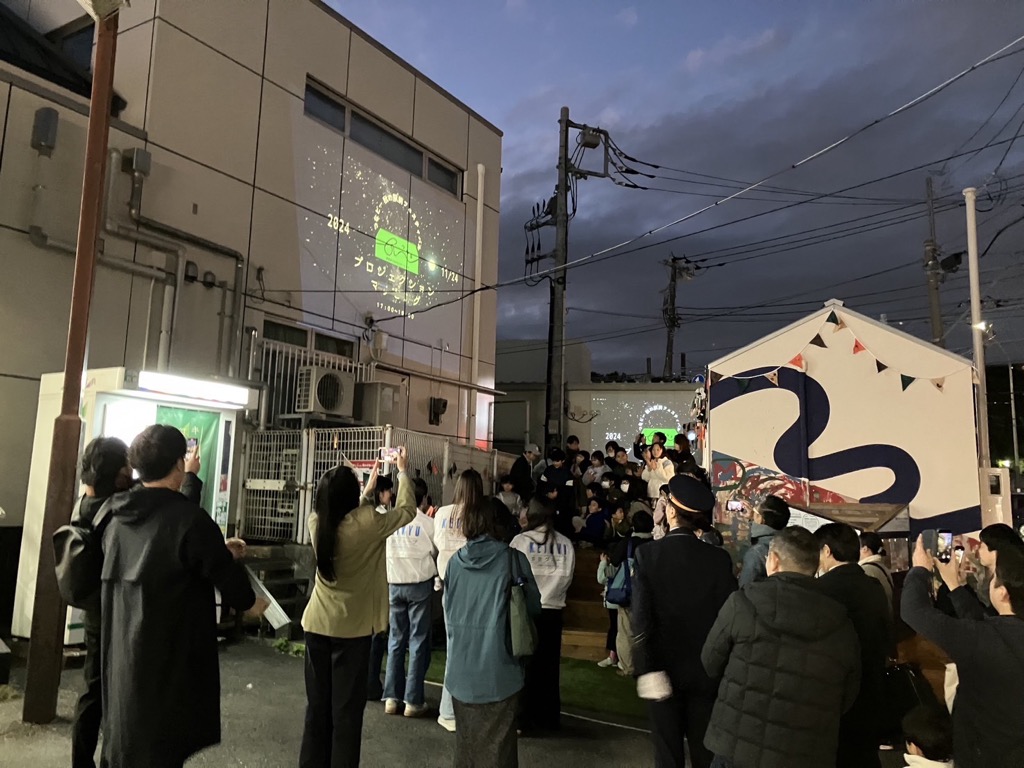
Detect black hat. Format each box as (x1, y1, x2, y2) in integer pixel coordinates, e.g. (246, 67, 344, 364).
(668, 474, 716, 515)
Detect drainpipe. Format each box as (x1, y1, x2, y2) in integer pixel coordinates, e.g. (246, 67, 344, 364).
(468, 163, 486, 443)
(124, 157, 246, 377)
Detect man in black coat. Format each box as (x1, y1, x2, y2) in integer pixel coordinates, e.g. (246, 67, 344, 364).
(903, 535, 1024, 768)
(702, 526, 861, 768)
(632, 475, 737, 768)
(812, 523, 891, 768)
(509, 443, 540, 502)
(100, 425, 268, 768)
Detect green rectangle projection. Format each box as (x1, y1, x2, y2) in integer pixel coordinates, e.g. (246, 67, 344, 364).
(375, 228, 419, 274)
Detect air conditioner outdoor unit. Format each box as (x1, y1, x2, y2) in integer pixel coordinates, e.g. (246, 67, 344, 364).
(355, 382, 404, 427)
(295, 366, 355, 417)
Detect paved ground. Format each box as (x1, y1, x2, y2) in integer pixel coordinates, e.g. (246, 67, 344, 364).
(1, 640, 654, 767)
(0, 640, 908, 767)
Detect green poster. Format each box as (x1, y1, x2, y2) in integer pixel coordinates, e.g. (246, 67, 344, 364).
(156, 406, 220, 515)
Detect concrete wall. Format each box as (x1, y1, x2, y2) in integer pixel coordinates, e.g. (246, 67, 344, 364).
(0, 0, 501, 525)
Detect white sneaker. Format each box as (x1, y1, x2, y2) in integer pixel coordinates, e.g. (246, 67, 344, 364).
(404, 703, 429, 718)
(437, 715, 457, 732)
(384, 699, 400, 715)
(597, 656, 616, 668)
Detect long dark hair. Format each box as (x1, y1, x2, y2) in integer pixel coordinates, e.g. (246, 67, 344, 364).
(314, 465, 361, 581)
(523, 497, 555, 549)
(449, 468, 484, 531)
(463, 492, 504, 540)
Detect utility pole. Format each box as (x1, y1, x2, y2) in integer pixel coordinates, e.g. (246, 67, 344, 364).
(924, 176, 945, 348)
(662, 254, 682, 378)
(23, 12, 119, 724)
(964, 187, 991, 471)
(1010, 363, 1020, 491)
(544, 106, 570, 452)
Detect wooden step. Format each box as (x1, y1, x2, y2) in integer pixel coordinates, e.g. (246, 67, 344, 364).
(561, 628, 608, 662)
(563, 598, 609, 632)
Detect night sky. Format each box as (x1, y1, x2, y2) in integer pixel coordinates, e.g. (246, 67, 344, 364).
(332, 0, 1024, 374)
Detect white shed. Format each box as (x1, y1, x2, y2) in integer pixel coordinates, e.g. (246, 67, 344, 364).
(706, 301, 981, 539)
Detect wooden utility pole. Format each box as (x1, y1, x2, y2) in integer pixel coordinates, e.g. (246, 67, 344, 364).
(23, 12, 119, 724)
(544, 107, 570, 451)
(924, 176, 945, 348)
(662, 255, 682, 378)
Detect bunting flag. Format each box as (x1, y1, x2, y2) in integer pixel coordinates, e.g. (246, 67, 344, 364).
(852, 339, 867, 355)
(932, 377, 945, 392)
(826, 310, 840, 325)
(876, 360, 888, 374)
(738, 379, 751, 393)
(765, 371, 779, 386)
(709, 371, 723, 386)
(901, 375, 915, 391)
(809, 334, 828, 348)
(832, 317, 847, 333)
(788, 354, 805, 370)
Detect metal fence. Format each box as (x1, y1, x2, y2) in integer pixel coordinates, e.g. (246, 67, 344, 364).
(240, 425, 517, 544)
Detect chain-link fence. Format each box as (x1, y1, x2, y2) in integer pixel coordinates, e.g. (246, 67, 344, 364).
(240, 430, 303, 542)
(390, 427, 447, 509)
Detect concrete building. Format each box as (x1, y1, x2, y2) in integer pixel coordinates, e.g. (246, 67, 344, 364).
(0, 0, 503, 532)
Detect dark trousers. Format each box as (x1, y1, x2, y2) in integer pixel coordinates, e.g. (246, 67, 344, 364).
(521, 608, 563, 731)
(649, 693, 716, 768)
(300, 632, 372, 768)
(606, 608, 618, 653)
(453, 693, 519, 768)
(72, 613, 106, 768)
(367, 630, 387, 700)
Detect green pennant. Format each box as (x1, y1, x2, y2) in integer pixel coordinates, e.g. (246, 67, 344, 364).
(738, 378, 751, 393)
(901, 374, 915, 391)
(826, 310, 839, 325)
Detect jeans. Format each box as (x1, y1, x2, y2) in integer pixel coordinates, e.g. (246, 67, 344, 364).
(383, 580, 433, 707)
(300, 632, 372, 768)
(440, 683, 455, 720)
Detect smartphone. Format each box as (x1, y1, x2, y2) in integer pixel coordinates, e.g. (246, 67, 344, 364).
(936, 530, 953, 563)
(379, 446, 400, 462)
(187, 438, 198, 451)
(955, 547, 965, 564)
(921, 529, 939, 556)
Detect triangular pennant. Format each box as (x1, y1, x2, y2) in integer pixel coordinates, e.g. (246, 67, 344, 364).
(901, 375, 915, 392)
(765, 371, 779, 386)
(809, 334, 827, 348)
(932, 377, 945, 393)
(876, 360, 888, 374)
(852, 339, 867, 355)
(832, 318, 847, 333)
(826, 310, 839, 325)
(789, 354, 805, 370)
(738, 378, 751, 393)
(709, 371, 723, 386)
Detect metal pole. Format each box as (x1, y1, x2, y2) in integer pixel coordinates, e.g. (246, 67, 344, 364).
(1010, 363, 1020, 490)
(23, 13, 119, 724)
(924, 177, 945, 347)
(964, 187, 991, 469)
(663, 256, 679, 378)
(544, 106, 570, 452)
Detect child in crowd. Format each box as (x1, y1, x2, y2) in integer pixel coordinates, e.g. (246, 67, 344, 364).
(582, 452, 610, 486)
(901, 705, 953, 767)
(652, 484, 670, 540)
(596, 551, 619, 669)
(496, 475, 524, 520)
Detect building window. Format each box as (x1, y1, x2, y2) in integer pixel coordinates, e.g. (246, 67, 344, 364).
(304, 81, 346, 134)
(350, 112, 423, 177)
(427, 158, 459, 195)
(314, 333, 355, 358)
(263, 319, 309, 348)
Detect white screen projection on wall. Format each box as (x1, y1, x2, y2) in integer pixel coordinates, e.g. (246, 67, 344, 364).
(587, 392, 697, 449)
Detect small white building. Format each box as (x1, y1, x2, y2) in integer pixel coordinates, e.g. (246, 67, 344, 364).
(706, 301, 984, 537)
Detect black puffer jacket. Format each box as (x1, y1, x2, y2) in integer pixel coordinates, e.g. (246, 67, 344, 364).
(701, 572, 861, 768)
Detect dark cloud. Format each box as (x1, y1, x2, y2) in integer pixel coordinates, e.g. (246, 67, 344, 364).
(496, 1, 1024, 372)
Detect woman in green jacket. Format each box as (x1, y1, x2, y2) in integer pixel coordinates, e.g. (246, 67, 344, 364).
(444, 492, 542, 767)
(300, 450, 417, 768)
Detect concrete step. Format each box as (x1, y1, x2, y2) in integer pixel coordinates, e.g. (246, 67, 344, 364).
(562, 598, 608, 632)
(561, 628, 608, 662)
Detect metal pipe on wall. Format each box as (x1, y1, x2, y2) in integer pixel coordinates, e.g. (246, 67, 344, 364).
(468, 163, 486, 443)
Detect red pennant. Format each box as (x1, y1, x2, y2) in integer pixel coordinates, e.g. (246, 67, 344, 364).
(789, 354, 805, 370)
(852, 339, 866, 355)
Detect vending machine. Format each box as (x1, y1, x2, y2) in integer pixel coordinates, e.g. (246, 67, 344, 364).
(13, 367, 256, 644)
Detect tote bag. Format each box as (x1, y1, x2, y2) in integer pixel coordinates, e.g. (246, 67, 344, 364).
(508, 550, 537, 658)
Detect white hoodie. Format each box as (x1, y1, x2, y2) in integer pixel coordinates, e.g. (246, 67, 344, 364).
(902, 754, 953, 768)
(510, 526, 576, 609)
(386, 510, 437, 585)
(433, 503, 467, 583)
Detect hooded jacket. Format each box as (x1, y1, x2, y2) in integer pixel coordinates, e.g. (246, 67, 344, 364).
(738, 523, 777, 587)
(443, 536, 541, 704)
(98, 485, 255, 767)
(702, 572, 862, 768)
(510, 526, 575, 609)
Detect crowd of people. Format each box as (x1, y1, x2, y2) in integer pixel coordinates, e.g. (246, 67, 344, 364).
(59, 425, 1024, 768)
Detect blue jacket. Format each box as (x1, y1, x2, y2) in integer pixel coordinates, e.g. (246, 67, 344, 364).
(443, 536, 542, 704)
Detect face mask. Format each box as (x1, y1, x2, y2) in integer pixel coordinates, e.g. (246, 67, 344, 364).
(601, 481, 611, 488)
(620, 484, 629, 493)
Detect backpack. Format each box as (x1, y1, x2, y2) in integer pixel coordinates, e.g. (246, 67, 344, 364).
(606, 539, 635, 607)
(53, 497, 112, 611)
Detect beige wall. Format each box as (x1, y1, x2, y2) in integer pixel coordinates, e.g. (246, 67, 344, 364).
(0, 0, 501, 525)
